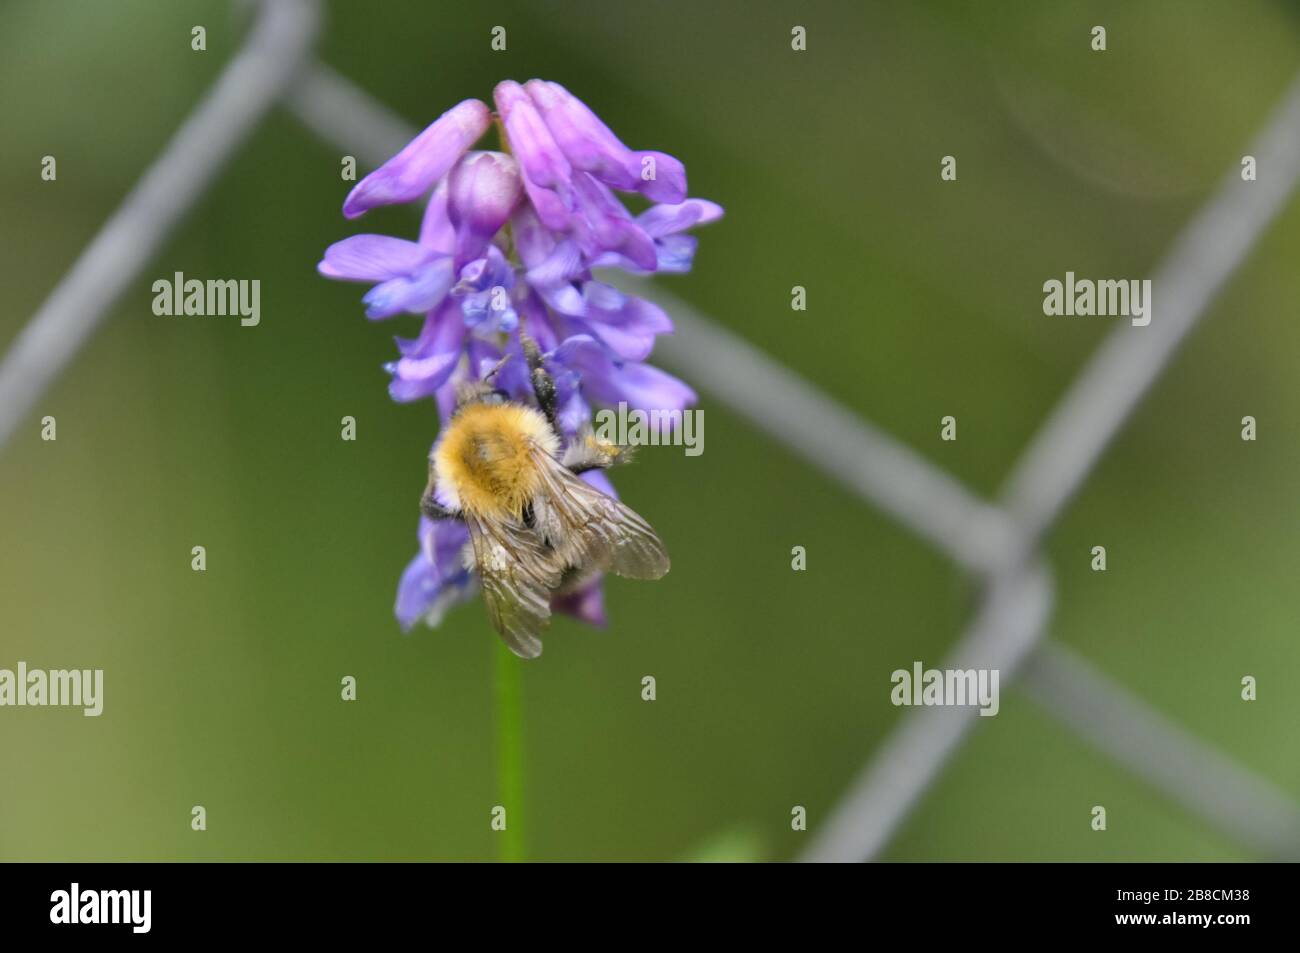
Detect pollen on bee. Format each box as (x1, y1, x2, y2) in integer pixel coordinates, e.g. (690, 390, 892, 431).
(433, 402, 558, 518)
(586, 433, 620, 457)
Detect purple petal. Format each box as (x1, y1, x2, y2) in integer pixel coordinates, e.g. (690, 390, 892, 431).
(555, 385, 591, 436)
(494, 81, 574, 229)
(396, 519, 474, 631)
(447, 151, 523, 265)
(527, 81, 687, 203)
(517, 291, 562, 352)
(524, 237, 586, 287)
(434, 374, 460, 422)
(587, 232, 704, 274)
(580, 468, 618, 498)
(394, 301, 462, 357)
(390, 365, 457, 403)
(654, 234, 698, 273)
(361, 257, 455, 319)
(519, 173, 573, 231)
(636, 199, 725, 238)
(575, 284, 673, 360)
(571, 174, 658, 270)
(419, 180, 455, 254)
(632, 151, 687, 205)
(509, 203, 558, 268)
(525, 79, 639, 191)
(395, 554, 440, 631)
(423, 515, 471, 574)
(534, 281, 585, 317)
(552, 576, 607, 628)
(452, 245, 516, 298)
(492, 346, 534, 405)
(561, 316, 648, 365)
(494, 82, 571, 189)
(344, 99, 491, 218)
(524, 239, 587, 315)
(582, 281, 629, 312)
(604, 359, 697, 412)
(317, 235, 433, 282)
(387, 303, 465, 400)
(551, 335, 696, 411)
(586, 249, 649, 273)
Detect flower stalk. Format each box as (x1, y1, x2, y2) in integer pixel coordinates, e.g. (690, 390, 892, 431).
(494, 639, 525, 862)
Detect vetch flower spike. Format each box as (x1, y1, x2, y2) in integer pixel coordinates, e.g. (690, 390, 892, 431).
(318, 79, 723, 643)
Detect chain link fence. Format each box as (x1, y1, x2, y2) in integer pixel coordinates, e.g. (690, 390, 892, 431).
(3, 0, 1298, 861)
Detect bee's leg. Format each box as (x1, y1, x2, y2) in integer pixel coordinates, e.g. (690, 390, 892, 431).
(562, 430, 630, 474)
(420, 487, 460, 521)
(532, 366, 558, 433)
(521, 332, 559, 433)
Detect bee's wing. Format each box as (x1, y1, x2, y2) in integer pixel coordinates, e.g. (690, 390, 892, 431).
(531, 450, 670, 581)
(464, 513, 562, 659)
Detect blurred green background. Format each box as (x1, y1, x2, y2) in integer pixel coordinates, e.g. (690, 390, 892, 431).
(2, 0, 1298, 861)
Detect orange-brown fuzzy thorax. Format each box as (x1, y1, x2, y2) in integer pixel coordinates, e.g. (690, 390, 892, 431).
(433, 403, 559, 519)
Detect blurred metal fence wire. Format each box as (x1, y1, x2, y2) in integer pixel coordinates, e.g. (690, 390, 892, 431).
(285, 59, 1300, 862)
(0, 0, 321, 450)
(2, 0, 1298, 861)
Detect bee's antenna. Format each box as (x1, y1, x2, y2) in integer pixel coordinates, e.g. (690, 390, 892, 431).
(482, 354, 511, 383)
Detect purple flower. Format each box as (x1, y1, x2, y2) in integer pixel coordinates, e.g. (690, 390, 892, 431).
(386, 299, 465, 403)
(447, 151, 523, 266)
(343, 99, 492, 218)
(319, 79, 722, 636)
(549, 335, 697, 414)
(452, 245, 519, 334)
(518, 80, 687, 205)
(320, 181, 456, 319)
(395, 517, 475, 631)
(592, 198, 725, 274)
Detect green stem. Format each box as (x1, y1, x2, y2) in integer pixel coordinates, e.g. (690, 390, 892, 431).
(494, 638, 525, 862)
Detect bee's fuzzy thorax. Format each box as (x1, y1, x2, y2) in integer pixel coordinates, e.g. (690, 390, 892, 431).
(433, 402, 560, 519)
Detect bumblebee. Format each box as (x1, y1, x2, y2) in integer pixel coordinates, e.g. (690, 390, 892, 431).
(420, 337, 669, 658)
